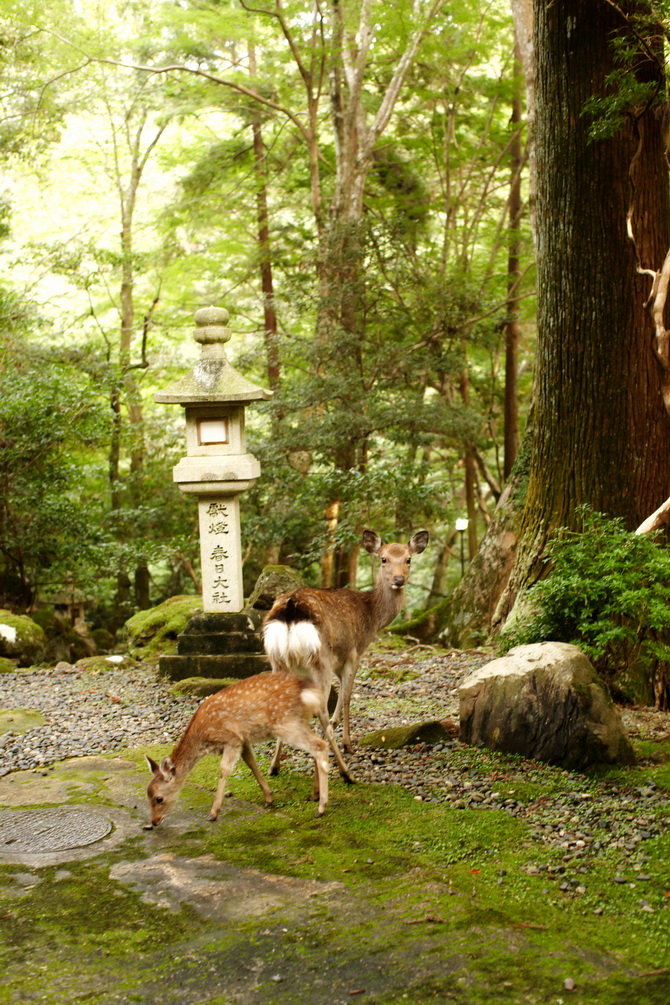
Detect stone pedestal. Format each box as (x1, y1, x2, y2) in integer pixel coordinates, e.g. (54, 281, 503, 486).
(158, 611, 269, 681)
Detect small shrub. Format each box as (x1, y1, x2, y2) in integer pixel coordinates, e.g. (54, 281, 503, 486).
(502, 509, 670, 708)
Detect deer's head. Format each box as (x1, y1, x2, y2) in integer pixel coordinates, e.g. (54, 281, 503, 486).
(363, 529, 429, 590)
(145, 755, 179, 828)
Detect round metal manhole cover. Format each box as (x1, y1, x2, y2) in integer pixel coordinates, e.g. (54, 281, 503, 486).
(0, 808, 113, 854)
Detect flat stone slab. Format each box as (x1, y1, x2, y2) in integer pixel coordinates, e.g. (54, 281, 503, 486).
(111, 852, 343, 921)
(0, 807, 112, 854)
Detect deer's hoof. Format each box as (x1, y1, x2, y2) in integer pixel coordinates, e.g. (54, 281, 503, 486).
(207, 813, 219, 823)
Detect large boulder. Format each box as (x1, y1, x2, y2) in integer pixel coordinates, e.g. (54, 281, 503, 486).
(245, 565, 304, 611)
(459, 641, 636, 769)
(0, 610, 46, 667)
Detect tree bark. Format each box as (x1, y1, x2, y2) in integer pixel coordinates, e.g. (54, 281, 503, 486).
(504, 41, 523, 479)
(433, 0, 670, 646)
(496, 0, 670, 624)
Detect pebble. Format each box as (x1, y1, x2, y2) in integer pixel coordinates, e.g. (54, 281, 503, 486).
(1, 648, 669, 884)
(0, 663, 198, 775)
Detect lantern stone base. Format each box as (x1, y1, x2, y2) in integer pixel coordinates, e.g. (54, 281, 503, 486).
(158, 611, 269, 682)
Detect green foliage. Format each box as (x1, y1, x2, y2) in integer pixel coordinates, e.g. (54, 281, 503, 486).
(580, 5, 667, 142)
(0, 305, 111, 606)
(503, 509, 670, 705)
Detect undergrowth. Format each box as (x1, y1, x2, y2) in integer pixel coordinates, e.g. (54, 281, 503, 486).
(502, 508, 670, 707)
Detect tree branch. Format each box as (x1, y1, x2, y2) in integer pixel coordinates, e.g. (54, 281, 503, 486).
(33, 28, 314, 147)
(636, 494, 670, 534)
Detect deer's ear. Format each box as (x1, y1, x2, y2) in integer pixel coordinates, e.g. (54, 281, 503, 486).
(362, 530, 382, 554)
(160, 756, 176, 778)
(409, 530, 429, 554)
(146, 755, 160, 774)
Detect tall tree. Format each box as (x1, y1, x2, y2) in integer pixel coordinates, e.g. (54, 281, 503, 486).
(433, 0, 670, 645)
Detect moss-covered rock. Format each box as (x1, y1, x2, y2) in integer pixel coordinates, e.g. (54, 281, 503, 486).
(90, 627, 115, 653)
(245, 565, 304, 611)
(0, 610, 46, 666)
(359, 720, 456, 749)
(169, 676, 238, 698)
(122, 595, 203, 660)
(0, 657, 17, 674)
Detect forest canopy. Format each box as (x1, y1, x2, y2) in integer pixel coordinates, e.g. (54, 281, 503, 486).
(0, 0, 535, 630)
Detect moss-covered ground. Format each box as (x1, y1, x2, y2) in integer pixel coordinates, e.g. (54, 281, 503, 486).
(1, 728, 669, 1005)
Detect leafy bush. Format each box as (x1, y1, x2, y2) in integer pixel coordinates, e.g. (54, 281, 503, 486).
(502, 509, 670, 708)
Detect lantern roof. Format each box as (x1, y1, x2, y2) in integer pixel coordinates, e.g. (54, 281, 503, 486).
(154, 305, 272, 405)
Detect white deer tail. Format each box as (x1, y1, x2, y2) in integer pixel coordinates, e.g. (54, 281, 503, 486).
(263, 620, 321, 670)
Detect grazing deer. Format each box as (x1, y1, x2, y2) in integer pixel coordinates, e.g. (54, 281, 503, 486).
(263, 529, 429, 774)
(144, 672, 330, 825)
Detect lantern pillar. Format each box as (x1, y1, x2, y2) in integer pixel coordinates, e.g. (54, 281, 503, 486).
(154, 305, 272, 680)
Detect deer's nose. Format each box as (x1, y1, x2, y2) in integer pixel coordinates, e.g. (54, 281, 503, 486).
(393, 576, 405, 587)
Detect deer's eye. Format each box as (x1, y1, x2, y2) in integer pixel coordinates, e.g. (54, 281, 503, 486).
(381, 557, 387, 564)
(155, 796, 164, 804)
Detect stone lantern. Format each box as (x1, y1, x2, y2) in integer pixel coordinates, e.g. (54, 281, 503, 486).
(154, 305, 272, 681)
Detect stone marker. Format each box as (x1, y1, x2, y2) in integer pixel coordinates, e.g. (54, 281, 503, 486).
(459, 641, 636, 769)
(155, 305, 271, 615)
(154, 306, 272, 680)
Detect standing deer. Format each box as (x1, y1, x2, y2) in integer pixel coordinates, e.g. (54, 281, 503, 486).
(145, 671, 330, 825)
(263, 529, 429, 775)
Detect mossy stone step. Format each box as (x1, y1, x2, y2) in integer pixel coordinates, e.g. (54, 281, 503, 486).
(159, 652, 269, 681)
(176, 631, 263, 656)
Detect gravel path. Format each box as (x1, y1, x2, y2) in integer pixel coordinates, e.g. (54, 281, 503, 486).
(2, 647, 670, 893)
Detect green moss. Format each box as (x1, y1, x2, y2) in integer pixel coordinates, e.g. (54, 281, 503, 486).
(3, 709, 670, 1002)
(169, 677, 238, 698)
(0, 708, 46, 733)
(0, 610, 46, 666)
(0, 657, 17, 674)
(359, 720, 452, 749)
(122, 595, 202, 659)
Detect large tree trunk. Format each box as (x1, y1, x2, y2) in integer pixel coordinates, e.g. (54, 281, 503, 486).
(503, 41, 523, 479)
(434, 0, 670, 646)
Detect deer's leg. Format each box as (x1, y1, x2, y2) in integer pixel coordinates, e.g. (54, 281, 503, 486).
(209, 743, 242, 821)
(339, 657, 359, 753)
(267, 654, 287, 776)
(309, 657, 354, 784)
(241, 742, 273, 807)
(269, 740, 283, 776)
(278, 723, 330, 816)
(317, 705, 354, 784)
(309, 735, 329, 817)
(330, 686, 343, 726)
